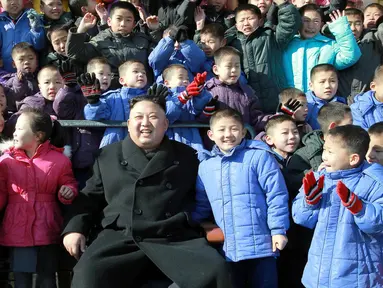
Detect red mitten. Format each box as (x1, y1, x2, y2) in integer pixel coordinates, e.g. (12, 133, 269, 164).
(303, 171, 325, 205)
(336, 181, 363, 214)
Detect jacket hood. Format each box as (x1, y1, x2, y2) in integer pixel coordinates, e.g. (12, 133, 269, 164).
(0, 140, 71, 158)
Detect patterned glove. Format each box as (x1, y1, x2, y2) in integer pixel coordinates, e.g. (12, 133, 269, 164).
(203, 96, 219, 117)
(59, 61, 77, 86)
(303, 171, 325, 206)
(27, 9, 43, 31)
(178, 72, 207, 104)
(277, 98, 302, 116)
(147, 83, 169, 99)
(77, 73, 101, 104)
(336, 181, 363, 214)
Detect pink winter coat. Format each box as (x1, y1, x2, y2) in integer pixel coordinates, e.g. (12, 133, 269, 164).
(0, 141, 78, 247)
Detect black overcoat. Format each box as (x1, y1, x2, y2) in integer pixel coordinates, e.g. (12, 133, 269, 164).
(63, 136, 230, 288)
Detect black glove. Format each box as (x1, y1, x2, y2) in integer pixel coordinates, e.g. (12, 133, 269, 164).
(59, 60, 77, 87)
(276, 98, 302, 116)
(147, 83, 169, 100)
(176, 25, 188, 43)
(203, 96, 219, 116)
(77, 73, 101, 104)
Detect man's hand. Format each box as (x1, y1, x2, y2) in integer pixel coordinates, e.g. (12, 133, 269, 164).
(272, 234, 288, 252)
(63, 233, 86, 260)
(59, 185, 75, 200)
(201, 222, 224, 243)
(303, 171, 325, 206)
(146, 15, 160, 31)
(336, 181, 363, 214)
(78, 13, 97, 33)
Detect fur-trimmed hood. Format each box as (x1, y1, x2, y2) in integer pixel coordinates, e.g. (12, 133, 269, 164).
(0, 140, 71, 158)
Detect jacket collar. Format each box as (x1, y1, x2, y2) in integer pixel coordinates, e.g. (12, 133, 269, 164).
(355, 90, 383, 115)
(205, 77, 246, 92)
(120, 86, 147, 97)
(293, 33, 332, 43)
(306, 90, 344, 105)
(323, 163, 365, 180)
(8, 140, 63, 162)
(121, 135, 176, 179)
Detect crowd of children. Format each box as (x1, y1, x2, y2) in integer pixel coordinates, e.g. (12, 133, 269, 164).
(0, 0, 382, 286)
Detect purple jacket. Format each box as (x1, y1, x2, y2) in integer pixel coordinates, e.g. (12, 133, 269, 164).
(205, 78, 271, 133)
(53, 85, 103, 169)
(4, 73, 39, 112)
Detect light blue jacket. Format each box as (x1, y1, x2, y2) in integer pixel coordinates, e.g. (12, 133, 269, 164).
(192, 140, 290, 262)
(283, 16, 361, 92)
(351, 90, 383, 130)
(0, 9, 45, 72)
(292, 163, 383, 288)
(148, 37, 206, 83)
(165, 86, 212, 153)
(306, 91, 346, 130)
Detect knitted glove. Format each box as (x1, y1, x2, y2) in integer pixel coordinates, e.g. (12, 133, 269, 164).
(27, 9, 43, 31)
(303, 171, 325, 206)
(277, 98, 302, 116)
(147, 83, 169, 99)
(203, 96, 219, 117)
(59, 61, 77, 87)
(77, 73, 101, 104)
(336, 181, 363, 214)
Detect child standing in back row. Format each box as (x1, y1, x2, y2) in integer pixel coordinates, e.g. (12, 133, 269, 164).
(193, 108, 290, 288)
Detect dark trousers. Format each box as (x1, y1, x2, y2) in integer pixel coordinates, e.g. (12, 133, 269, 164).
(230, 257, 278, 288)
(72, 229, 226, 288)
(14, 272, 56, 288)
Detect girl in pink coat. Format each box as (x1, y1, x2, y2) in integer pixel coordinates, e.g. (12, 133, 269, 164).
(0, 108, 78, 288)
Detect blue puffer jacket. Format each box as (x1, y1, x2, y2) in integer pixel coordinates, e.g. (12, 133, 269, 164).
(84, 87, 146, 147)
(283, 16, 361, 92)
(165, 87, 211, 153)
(306, 91, 346, 130)
(148, 37, 206, 83)
(0, 9, 45, 72)
(292, 163, 383, 288)
(192, 140, 290, 262)
(351, 90, 383, 130)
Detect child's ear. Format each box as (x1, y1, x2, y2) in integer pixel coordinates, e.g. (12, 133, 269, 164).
(119, 77, 125, 86)
(349, 153, 360, 167)
(328, 122, 337, 130)
(80, 6, 88, 14)
(265, 134, 274, 146)
(309, 81, 313, 90)
(242, 128, 247, 138)
(220, 38, 227, 48)
(163, 79, 170, 87)
(370, 81, 376, 91)
(12, 61, 16, 69)
(207, 129, 214, 141)
(107, 17, 112, 27)
(212, 65, 219, 76)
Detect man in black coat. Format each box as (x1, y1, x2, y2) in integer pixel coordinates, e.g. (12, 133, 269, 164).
(63, 93, 230, 288)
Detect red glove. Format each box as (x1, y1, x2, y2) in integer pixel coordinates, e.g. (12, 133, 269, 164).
(336, 181, 363, 214)
(177, 72, 208, 104)
(194, 71, 207, 88)
(303, 171, 325, 205)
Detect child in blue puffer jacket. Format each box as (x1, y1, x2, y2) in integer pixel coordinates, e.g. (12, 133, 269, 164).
(351, 65, 383, 130)
(306, 64, 346, 130)
(148, 25, 206, 83)
(292, 125, 383, 288)
(283, 5, 361, 93)
(163, 64, 213, 154)
(192, 108, 290, 288)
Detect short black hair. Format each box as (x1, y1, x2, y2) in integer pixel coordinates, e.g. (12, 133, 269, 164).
(214, 46, 241, 65)
(69, 0, 88, 17)
(210, 108, 244, 128)
(200, 23, 225, 40)
(364, 3, 383, 15)
(129, 95, 166, 113)
(327, 125, 370, 160)
(299, 4, 324, 21)
(373, 65, 383, 82)
(310, 63, 338, 81)
(279, 88, 306, 103)
(235, 4, 262, 19)
(46, 24, 70, 42)
(87, 57, 111, 73)
(318, 102, 351, 134)
(345, 8, 364, 22)
(265, 114, 296, 135)
(11, 42, 37, 59)
(162, 64, 187, 81)
(109, 1, 139, 22)
(368, 122, 383, 136)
